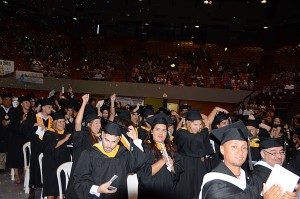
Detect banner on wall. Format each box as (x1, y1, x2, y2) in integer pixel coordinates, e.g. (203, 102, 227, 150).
(116, 97, 144, 107)
(167, 103, 179, 112)
(15, 70, 44, 84)
(0, 59, 14, 76)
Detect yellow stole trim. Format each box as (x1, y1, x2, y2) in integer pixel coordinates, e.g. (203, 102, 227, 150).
(93, 143, 119, 158)
(120, 127, 138, 151)
(155, 143, 166, 151)
(250, 138, 260, 148)
(140, 126, 151, 131)
(47, 127, 64, 135)
(169, 135, 174, 142)
(36, 115, 53, 140)
(120, 136, 130, 151)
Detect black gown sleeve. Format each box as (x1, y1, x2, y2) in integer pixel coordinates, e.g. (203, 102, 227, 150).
(202, 178, 261, 199)
(175, 128, 214, 157)
(73, 150, 95, 199)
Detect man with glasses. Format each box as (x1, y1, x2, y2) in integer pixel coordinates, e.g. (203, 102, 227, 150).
(252, 137, 297, 183)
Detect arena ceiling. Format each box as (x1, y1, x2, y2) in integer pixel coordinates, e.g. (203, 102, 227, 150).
(2, 0, 300, 43)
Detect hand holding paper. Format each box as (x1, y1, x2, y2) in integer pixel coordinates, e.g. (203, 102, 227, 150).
(265, 164, 299, 193)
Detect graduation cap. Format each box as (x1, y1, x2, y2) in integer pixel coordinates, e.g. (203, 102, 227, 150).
(18, 96, 31, 103)
(146, 112, 172, 126)
(103, 121, 123, 136)
(51, 112, 65, 120)
(180, 104, 191, 110)
(259, 137, 284, 150)
(116, 109, 131, 121)
(1, 93, 13, 99)
(212, 120, 253, 170)
(211, 121, 249, 145)
(40, 98, 53, 107)
(84, 105, 97, 115)
(84, 112, 99, 124)
(185, 109, 202, 121)
(140, 108, 154, 118)
(245, 119, 259, 129)
(62, 101, 74, 110)
(73, 102, 81, 112)
(214, 111, 229, 124)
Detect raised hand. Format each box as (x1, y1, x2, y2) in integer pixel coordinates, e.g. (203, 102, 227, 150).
(82, 94, 89, 104)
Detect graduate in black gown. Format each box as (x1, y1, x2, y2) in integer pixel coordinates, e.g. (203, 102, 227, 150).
(66, 94, 102, 199)
(7, 96, 32, 184)
(252, 137, 299, 198)
(137, 112, 183, 199)
(175, 110, 214, 199)
(73, 121, 145, 199)
(22, 98, 54, 199)
(42, 112, 72, 198)
(0, 93, 14, 172)
(291, 131, 300, 176)
(200, 121, 296, 199)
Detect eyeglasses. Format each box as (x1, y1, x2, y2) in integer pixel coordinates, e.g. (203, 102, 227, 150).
(263, 150, 285, 156)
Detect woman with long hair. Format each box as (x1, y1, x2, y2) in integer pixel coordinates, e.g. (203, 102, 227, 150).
(66, 94, 102, 199)
(42, 112, 71, 199)
(137, 112, 183, 199)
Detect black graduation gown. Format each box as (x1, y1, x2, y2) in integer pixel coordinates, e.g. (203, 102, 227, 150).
(0, 106, 15, 153)
(252, 164, 271, 184)
(42, 130, 71, 196)
(22, 114, 52, 188)
(66, 130, 95, 199)
(291, 149, 300, 176)
(73, 144, 146, 199)
(6, 110, 30, 168)
(174, 128, 214, 199)
(201, 162, 262, 199)
(137, 126, 149, 141)
(137, 144, 183, 199)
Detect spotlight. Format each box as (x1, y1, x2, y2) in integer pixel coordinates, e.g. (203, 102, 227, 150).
(261, 0, 267, 3)
(204, 0, 208, 4)
(263, 26, 268, 29)
(170, 64, 175, 68)
(73, 17, 77, 21)
(195, 25, 199, 28)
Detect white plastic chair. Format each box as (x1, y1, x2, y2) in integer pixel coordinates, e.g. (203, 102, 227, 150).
(57, 162, 73, 199)
(38, 153, 46, 199)
(127, 173, 138, 199)
(23, 142, 31, 194)
(11, 168, 14, 181)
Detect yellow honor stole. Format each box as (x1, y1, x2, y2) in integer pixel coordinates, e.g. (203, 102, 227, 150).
(250, 138, 260, 148)
(120, 127, 138, 151)
(93, 143, 119, 158)
(36, 115, 53, 140)
(155, 143, 166, 151)
(47, 127, 64, 135)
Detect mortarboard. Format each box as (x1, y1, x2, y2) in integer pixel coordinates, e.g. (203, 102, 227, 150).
(211, 121, 249, 145)
(214, 111, 229, 124)
(146, 112, 172, 126)
(140, 108, 154, 118)
(51, 112, 65, 120)
(185, 109, 202, 121)
(1, 93, 13, 99)
(18, 96, 31, 103)
(212, 120, 253, 170)
(40, 98, 53, 107)
(103, 121, 123, 136)
(116, 109, 131, 121)
(259, 137, 284, 150)
(245, 119, 259, 129)
(84, 112, 99, 123)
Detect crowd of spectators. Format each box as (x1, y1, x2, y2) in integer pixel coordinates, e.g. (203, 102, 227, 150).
(216, 61, 259, 90)
(81, 46, 125, 81)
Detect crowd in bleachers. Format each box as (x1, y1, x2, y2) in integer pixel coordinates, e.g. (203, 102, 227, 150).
(81, 46, 125, 81)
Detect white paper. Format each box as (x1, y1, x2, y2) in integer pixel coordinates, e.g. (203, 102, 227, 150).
(96, 100, 104, 108)
(35, 126, 45, 137)
(266, 164, 299, 192)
